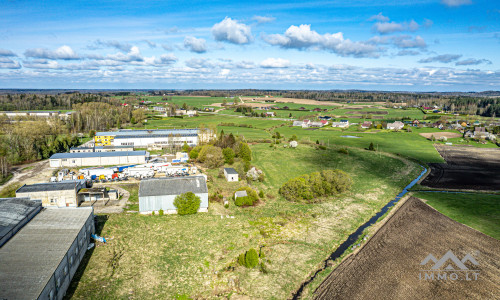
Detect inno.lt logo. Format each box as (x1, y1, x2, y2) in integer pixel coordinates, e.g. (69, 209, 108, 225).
(419, 250, 480, 281)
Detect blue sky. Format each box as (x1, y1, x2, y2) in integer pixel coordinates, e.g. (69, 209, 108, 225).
(0, 0, 499, 91)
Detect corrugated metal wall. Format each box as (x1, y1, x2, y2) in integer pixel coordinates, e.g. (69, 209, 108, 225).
(139, 193, 208, 212)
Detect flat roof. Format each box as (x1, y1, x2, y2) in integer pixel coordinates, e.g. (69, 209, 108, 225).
(139, 176, 208, 197)
(70, 145, 133, 150)
(96, 129, 201, 137)
(224, 168, 238, 175)
(50, 150, 146, 159)
(16, 181, 82, 193)
(0, 207, 93, 300)
(0, 198, 42, 246)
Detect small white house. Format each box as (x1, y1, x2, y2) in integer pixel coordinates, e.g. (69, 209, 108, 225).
(387, 121, 404, 130)
(224, 168, 239, 182)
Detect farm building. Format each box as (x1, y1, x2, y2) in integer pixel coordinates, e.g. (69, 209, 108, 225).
(332, 120, 350, 128)
(138, 176, 209, 214)
(49, 151, 148, 167)
(265, 111, 275, 117)
(0, 199, 94, 300)
(387, 121, 404, 130)
(94, 129, 214, 147)
(361, 121, 372, 129)
(16, 180, 86, 207)
(293, 120, 303, 126)
(309, 121, 324, 127)
(224, 168, 239, 182)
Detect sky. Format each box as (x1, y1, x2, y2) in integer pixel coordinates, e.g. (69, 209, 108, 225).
(0, 0, 499, 91)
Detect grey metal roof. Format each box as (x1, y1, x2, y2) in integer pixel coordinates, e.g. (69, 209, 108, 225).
(235, 191, 248, 198)
(224, 168, 238, 175)
(0, 207, 93, 300)
(139, 176, 208, 197)
(96, 129, 201, 137)
(113, 133, 198, 139)
(16, 181, 81, 193)
(0, 198, 42, 247)
(50, 150, 146, 159)
(70, 145, 133, 150)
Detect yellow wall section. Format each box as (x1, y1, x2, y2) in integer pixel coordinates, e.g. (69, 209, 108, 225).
(94, 136, 114, 146)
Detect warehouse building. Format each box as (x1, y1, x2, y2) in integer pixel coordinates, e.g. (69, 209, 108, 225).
(70, 145, 134, 153)
(94, 129, 214, 147)
(49, 150, 148, 167)
(16, 180, 86, 208)
(0, 200, 94, 300)
(138, 176, 208, 214)
(0, 197, 42, 247)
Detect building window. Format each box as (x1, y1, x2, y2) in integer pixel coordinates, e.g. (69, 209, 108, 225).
(64, 266, 68, 275)
(56, 277, 61, 288)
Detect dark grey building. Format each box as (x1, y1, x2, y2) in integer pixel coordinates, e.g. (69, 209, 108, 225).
(139, 176, 209, 214)
(0, 198, 94, 300)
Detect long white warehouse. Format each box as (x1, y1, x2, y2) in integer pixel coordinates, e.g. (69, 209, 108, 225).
(94, 129, 215, 147)
(49, 151, 148, 168)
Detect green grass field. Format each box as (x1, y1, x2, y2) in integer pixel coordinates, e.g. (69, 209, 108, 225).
(414, 192, 500, 240)
(70, 143, 422, 299)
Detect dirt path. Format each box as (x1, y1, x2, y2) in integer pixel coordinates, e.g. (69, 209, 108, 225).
(0, 160, 53, 192)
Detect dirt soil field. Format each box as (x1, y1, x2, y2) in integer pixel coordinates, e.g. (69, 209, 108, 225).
(421, 145, 500, 190)
(419, 132, 461, 139)
(314, 197, 500, 300)
(0, 160, 53, 192)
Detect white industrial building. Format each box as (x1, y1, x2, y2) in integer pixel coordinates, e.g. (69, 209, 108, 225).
(224, 168, 239, 182)
(138, 176, 208, 214)
(70, 145, 134, 153)
(0, 198, 94, 300)
(16, 180, 86, 208)
(94, 129, 214, 147)
(49, 151, 148, 168)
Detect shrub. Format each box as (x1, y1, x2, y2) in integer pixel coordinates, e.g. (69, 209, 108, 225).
(222, 147, 235, 164)
(198, 145, 224, 168)
(279, 169, 352, 202)
(238, 142, 252, 161)
(259, 190, 264, 198)
(234, 186, 259, 207)
(238, 253, 246, 266)
(243, 160, 251, 172)
(260, 261, 269, 274)
(368, 142, 375, 151)
(189, 149, 199, 160)
(245, 248, 259, 268)
(152, 211, 155, 216)
(338, 148, 349, 154)
(173, 192, 201, 215)
(316, 139, 320, 144)
(318, 145, 327, 150)
(159, 209, 164, 216)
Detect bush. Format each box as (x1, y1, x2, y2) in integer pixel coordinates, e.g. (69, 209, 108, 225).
(238, 142, 252, 161)
(152, 211, 155, 216)
(238, 253, 246, 266)
(318, 145, 327, 150)
(259, 190, 264, 198)
(245, 248, 259, 268)
(368, 142, 375, 151)
(173, 192, 201, 215)
(234, 186, 259, 206)
(338, 148, 349, 154)
(260, 261, 269, 274)
(222, 147, 235, 164)
(198, 145, 224, 168)
(159, 209, 164, 216)
(189, 149, 199, 160)
(279, 169, 352, 202)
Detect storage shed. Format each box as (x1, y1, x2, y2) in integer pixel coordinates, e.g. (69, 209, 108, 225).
(138, 176, 209, 214)
(49, 150, 147, 168)
(224, 168, 239, 182)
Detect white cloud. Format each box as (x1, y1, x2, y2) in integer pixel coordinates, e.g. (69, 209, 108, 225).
(212, 17, 253, 44)
(184, 36, 207, 53)
(392, 35, 427, 48)
(0, 49, 17, 57)
(419, 54, 462, 63)
(185, 58, 214, 69)
(252, 16, 275, 24)
(143, 40, 157, 48)
(455, 58, 492, 66)
(441, 0, 472, 7)
(368, 13, 390, 22)
(397, 50, 420, 56)
(264, 24, 380, 58)
(106, 46, 143, 62)
(0, 57, 21, 69)
(260, 58, 290, 68)
(93, 40, 132, 52)
(219, 69, 230, 76)
(24, 45, 80, 60)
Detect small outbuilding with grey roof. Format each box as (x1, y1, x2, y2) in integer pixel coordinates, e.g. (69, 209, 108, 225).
(16, 180, 86, 208)
(49, 150, 148, 167)
(139, 176, 208, 214)
(224, 168, 239, 182)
